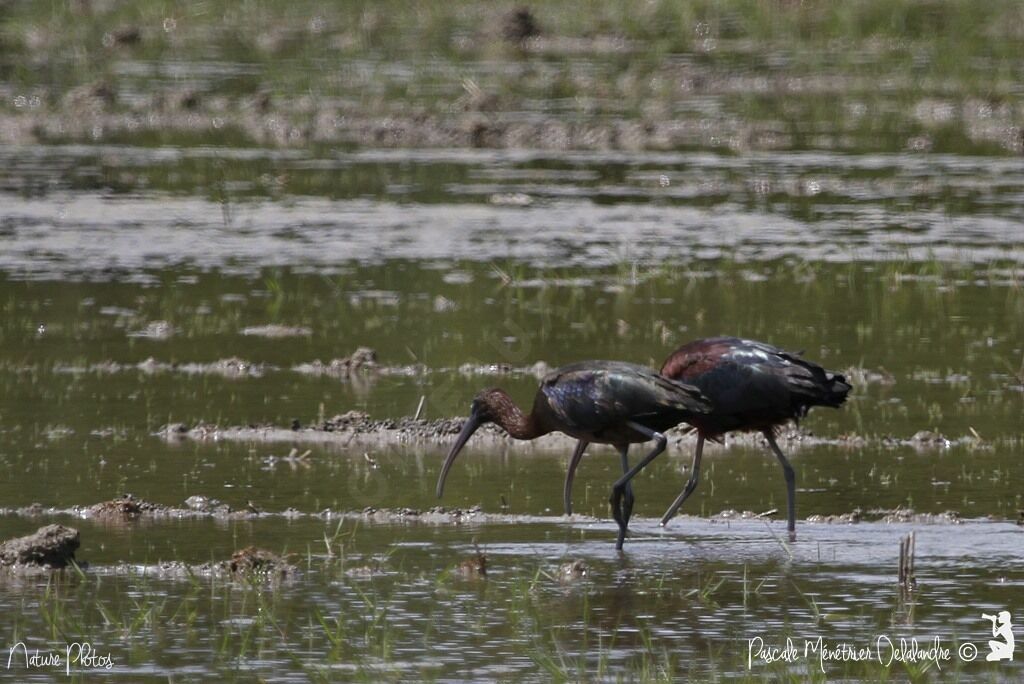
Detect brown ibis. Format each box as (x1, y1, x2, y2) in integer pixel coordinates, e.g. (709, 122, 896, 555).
(564, 337, 851, 540)
(436, 361, 711, 549)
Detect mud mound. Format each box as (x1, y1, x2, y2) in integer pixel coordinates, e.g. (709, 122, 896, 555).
(454, 553, 488, 579)
(241, 325, 312, 338)
(557, 559, 589, 582)
(122, 548, 296, 582)
(293, 347, 379, 377)
(228, 546, 295, 578)
(90, 495, 167, 520)
(0, 524, 80, 569)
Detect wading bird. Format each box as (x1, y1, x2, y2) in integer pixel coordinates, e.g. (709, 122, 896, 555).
(564, 337, 851, 540)
(436, 361, 711, 549)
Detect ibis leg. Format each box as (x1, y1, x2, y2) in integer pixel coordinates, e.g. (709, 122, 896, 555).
(563, 440, 588, 516)
(608, 422, 668, 550)
(764, 431, 797, 540)
(618, 445, 635, 526)
(660, 434, 705, 526)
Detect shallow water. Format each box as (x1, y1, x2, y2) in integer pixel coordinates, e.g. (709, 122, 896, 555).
(2, 146, 1023, 278)
(1, 141, 1023, 680)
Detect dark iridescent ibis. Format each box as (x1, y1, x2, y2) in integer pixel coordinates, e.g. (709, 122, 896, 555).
(564, 338, 851, 540)
(435, 361, 712, 549)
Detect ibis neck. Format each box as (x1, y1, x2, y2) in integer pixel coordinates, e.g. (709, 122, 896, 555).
(488, 392, 544, 440)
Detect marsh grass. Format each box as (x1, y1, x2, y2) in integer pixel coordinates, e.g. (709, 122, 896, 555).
(685, 571, 727, 607)
(2, 1, 1021, 154)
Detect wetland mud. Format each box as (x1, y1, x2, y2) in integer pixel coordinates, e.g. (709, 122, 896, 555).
(2, 2, 1024, 678)
(0, 524, 80, 571)
(160, 415, 988, 454)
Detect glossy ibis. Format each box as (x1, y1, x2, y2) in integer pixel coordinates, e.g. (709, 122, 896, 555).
(564, 337, 851, 540)
(436, 361, 711, 549)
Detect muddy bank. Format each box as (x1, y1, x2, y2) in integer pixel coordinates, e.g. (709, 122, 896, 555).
(84, 552, 590, 586)
(0, 496, 995, 526)
(52, 354, 551, 381)
(157, 414, 980, 452)
(3, 80, 1021, 156)
(0, 496, 534, 526)
(119, 550, 296, 581)
(804, 508, 964, 525)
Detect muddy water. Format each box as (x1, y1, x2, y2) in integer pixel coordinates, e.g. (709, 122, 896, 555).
(1, 145, 1023, 680)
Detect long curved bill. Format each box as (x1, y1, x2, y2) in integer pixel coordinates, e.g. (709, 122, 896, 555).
(435, 411, 483, 498)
